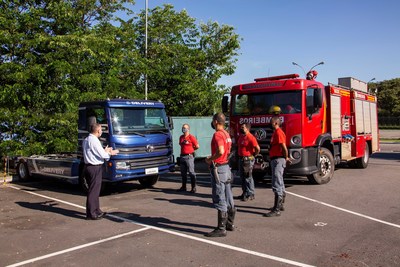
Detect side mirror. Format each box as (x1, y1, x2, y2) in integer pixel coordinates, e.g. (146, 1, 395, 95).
(222, 95, 229, 113)
(168, 116, 174, 130)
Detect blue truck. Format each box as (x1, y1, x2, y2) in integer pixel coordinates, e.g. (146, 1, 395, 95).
(15, 99, 175, 189)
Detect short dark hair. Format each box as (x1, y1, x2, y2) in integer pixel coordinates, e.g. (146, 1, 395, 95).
(240, 122, 251, 130)
(271, 116, 281, 126)
(90, 123, 101, 134)
(212, 113, 225, 124)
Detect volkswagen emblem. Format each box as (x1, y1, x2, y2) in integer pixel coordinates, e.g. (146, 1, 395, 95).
(254, 129, 267, 141)
(146, 145, 154, 153)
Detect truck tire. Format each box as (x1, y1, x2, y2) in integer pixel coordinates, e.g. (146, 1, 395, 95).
(307, 147, 334, 185)
(139, 175, 159, 187)
(17, 161, 30, 181)
(355, 143, 370, 169)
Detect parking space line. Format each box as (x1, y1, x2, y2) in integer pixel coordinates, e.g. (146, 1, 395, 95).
(6, 227, 150, 267)
(8, 185, 314, 267)
(287, 191, 400, 229)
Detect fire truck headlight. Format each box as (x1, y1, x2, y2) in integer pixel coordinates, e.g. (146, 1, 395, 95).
(291, 135, 302, 147)
(292, 151, 301, 160)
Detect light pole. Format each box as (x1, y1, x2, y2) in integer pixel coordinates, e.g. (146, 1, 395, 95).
(292, 62, 306, 76)
(144, 0, 148, 100)
(367, 78, 376, 94)
(309, 61, 324, 71)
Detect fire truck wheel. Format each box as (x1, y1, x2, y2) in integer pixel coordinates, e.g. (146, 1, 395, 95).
(355, 143, 370, 169)
(139, 175, 159, 188)
(17, 161, 30, 181)
(307, 147, 334, 185)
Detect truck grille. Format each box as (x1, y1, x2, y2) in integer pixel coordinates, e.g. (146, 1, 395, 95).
(116, 144, 169, 155)
(250, 126, 274, 154)
(128, 156, 170, 169)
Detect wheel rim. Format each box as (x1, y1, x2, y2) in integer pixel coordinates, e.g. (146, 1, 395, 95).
(364, 146, 369, 163)
(18, 164, 26, 179)
(320, 155, 331, 176)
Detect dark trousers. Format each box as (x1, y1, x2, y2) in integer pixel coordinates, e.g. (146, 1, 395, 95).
(85, 165, 103, 218)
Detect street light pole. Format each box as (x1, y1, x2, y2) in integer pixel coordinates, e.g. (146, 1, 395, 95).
(144, 0, 148, 100)
(292, 62, 306, 76)
(309, 61, 324, 71)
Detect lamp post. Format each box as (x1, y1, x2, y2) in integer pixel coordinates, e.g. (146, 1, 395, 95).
(367, 78, 376, 94)
(309, 61, 324, 71)
(144, 0, 148, 100)
(292, 62, 306, 76)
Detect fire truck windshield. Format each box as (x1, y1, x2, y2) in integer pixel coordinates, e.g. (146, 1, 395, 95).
(232, 91, 302, 115)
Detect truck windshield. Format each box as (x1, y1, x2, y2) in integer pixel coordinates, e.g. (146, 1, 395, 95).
(110, 107, 168, 135)
(232, 91, 302, 115)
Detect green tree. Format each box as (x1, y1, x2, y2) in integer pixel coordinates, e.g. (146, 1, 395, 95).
(375, 78, 400, 117)
(0, 1, 241, 157)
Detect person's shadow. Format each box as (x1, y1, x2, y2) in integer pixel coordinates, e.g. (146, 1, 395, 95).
(107, 211, 213, 235)
(15, 201, 87, 220)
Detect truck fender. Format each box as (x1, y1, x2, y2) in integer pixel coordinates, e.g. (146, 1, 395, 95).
(315, 133, 334, 165)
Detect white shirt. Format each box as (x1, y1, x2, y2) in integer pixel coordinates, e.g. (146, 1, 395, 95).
(83, 134, 110, 165)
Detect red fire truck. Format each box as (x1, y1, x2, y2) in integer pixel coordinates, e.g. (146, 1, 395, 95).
(222, 72, 379, 184)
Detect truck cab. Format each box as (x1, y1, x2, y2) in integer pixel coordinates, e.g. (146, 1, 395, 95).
(78, 99, 175, 187)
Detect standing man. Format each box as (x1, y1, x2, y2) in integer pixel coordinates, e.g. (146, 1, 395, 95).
(263, 116, 291, 217)
(237, 123, 260, 201)
(204, 113, 235, 237)
(178, 123, 199, 193)
(83, 123, 119, 220)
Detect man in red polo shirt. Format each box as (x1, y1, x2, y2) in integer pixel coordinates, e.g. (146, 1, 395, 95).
(237, 123, 260, 201)
(178, 123, 199, 193)
(264, 116, 291, 217)
(204, 113, 235, 237)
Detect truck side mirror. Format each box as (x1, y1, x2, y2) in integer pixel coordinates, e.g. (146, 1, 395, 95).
(222, 95, 229, 113)
(168, 116, 174, 130)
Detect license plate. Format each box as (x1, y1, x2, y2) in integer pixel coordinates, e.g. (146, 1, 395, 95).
(145, 167, 158, 175)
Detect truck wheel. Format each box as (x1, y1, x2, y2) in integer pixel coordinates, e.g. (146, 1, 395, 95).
(17, 162, 30, 181)
(355, 143, 370, 169)
(139, 175, 159, 187)
(307, 147, 334, 185)
(253, 171, 267, 182)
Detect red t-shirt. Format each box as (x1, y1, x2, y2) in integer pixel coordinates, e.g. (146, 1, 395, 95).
(269, 128, 286, 158)
(179, 134, 198, 155)
(237, 132, 259, 157)
(211, 129, 232, 164)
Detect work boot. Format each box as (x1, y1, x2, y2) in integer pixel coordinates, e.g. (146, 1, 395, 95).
(263, 194, 283, 217)
(226, 207, 236, 231)
(281, 192, 286, 211)
(177, 186, 187, 192)
(204, 211, 228, 237)
(190, 187, 196, 193)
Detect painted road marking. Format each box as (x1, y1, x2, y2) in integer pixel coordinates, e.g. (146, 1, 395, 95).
(7, 185, 314, 267)
(6, 227, 150, 267)
(287, 191, 400, 229)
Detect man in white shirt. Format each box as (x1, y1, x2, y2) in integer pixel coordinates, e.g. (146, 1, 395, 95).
(83, 123, 119, 220)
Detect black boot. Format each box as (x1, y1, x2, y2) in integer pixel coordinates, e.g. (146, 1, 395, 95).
(226, 208, 236, 231)
(263, 194, 283, 217)
(190, 175, 197, 193)
(281, 192, 286, 211)
(205, 211, 228, 237)
(178, 176, 187, 191)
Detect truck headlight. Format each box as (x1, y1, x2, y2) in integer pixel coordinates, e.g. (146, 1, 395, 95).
(291, 135, 302, 147)
(116, 161, 130, 170)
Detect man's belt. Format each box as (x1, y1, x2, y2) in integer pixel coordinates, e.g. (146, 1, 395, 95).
(85, 163, 103, 166)
(215, 162, 228, 167)
(270, 156, 284, 160)
(180, 153, 193, 156)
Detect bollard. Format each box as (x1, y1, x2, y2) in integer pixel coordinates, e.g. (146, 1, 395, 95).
(3, 156, 6, 185)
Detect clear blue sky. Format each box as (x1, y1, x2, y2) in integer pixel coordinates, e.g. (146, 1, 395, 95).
(122, 0, 400, 86)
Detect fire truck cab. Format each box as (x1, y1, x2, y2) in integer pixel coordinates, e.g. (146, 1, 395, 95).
(222, 73, 379, 184)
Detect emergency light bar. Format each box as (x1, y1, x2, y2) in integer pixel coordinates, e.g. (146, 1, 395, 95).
(254, 74, 300, 82)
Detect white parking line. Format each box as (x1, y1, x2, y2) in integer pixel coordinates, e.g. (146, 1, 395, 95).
(7, 185, 314, 267)
(287, 191, 400, 229)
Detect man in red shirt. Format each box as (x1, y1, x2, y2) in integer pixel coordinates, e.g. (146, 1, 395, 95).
(204, 113, 235, 237)
(237, 123, 260, 201)
(178, 123, 199, 193)
(264, 116, 291, 217)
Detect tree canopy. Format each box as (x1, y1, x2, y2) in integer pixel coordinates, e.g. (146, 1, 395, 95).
(0, 0, 241, 156)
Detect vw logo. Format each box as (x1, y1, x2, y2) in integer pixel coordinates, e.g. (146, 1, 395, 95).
(146, 145, 154, 153)
(254, 129, 267, 140)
